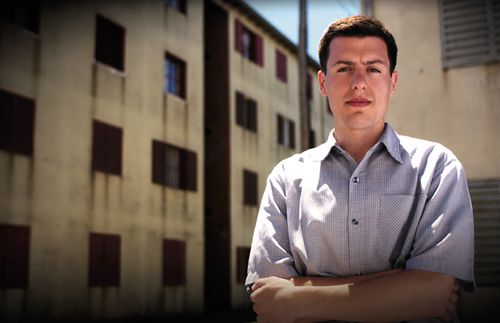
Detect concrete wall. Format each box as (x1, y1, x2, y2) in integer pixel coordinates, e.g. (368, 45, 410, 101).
(0, 0, 204, 320)
(374, 0, 500, 180)
(372, 0, 500, 321)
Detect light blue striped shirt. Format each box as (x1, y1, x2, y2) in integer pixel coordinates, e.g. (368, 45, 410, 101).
(246, 124, 475, 297)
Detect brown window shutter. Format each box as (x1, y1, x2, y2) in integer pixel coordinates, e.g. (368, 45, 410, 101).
(181, 149, 197, 191)
(235, 18, 243, 54)
(277, 114, 284, 145)
(180, 59, 186, 99)
(107, 125, 122, 176)
(0, 90, 14, 152)
(89, 233, 120, 287)
(289, 120, 296, 149)
(244, 170, 258, 206)
(95, 15, 125, 71)
(104, 235, 120, 286)
(92, 120, 122, 176)
(163, 239, 186, 286)
(180, 0, 187, 14)
(276, 50, 287, 82)
(4, 0, 40, 34)
(236, 91, 246, 127)
(89, 233, 104, 286)
(255, 34, 264, 66)
(0, 224, 30, 288)
(12, 94, 35, 156)
(307, 74, 313, 100)
(92, 121, 108, 173)
(0, 89, 35, 156)
(236, 246, 251, 284)
(152, 140, 166, 185)
(309, 129, 316, 148)
(247, 99, 257, 132)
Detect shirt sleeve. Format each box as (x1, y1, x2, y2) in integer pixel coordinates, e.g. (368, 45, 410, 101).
(406, 156, 475, 291)
(245, 162, 298, 286)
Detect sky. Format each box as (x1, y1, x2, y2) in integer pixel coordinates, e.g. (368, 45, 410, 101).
(243, 0, 360, 61)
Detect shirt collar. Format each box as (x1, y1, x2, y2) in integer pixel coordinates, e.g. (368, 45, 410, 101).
(378, 124, 403, 164)
(311, 123, 403, 164)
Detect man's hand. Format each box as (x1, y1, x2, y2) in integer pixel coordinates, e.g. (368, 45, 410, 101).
(438, 281, 459, 322)
(250, 276, 298, 323)
(249, 271, 460, 322)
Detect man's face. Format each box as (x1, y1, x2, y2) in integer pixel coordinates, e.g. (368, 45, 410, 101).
(318, 36, 398, 134)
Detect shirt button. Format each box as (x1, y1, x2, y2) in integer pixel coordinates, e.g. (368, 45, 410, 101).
(352, 177, 360, 183)
(351, 218, 359, 225)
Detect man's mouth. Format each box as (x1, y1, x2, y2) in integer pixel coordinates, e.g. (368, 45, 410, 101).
(346, 98, 371, 107)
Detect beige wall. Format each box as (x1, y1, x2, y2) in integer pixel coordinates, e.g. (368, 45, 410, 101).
(0, 0, 204, 320)
(372, 0, 500, 320)
(374, 0, 500, 180)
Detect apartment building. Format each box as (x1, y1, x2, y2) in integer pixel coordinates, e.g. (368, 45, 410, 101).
(204, 0, 329, 311)
(1, 0, 329, 320)
(1, 0, 204, 320)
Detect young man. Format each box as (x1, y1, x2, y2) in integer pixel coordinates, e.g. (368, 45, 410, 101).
(246, 16, 474, 323)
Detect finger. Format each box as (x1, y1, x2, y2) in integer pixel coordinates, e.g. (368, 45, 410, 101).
(250, 288, 260, 302)
(449, 291, 458, 303)
(252, 278, 268, 291)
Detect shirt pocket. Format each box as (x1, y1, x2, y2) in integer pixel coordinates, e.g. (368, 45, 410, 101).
(377, 194, 418, 263)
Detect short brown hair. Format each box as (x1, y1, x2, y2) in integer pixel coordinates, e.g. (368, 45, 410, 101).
(318, 15, 398, 74)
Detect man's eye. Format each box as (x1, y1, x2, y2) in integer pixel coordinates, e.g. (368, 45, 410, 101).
(369, 68, 381, 73)
(337, 67, 349, 72)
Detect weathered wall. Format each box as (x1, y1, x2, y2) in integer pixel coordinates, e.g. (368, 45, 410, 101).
(0, 0, 204, 320)
(375, 0, 500, 180)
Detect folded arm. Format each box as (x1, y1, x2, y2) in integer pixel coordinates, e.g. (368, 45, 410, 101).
(251, 269, 458, 323)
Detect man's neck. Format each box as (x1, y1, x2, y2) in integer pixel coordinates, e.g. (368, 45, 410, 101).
(333, 124, 385, 163)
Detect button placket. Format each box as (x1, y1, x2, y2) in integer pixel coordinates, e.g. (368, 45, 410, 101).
(348, 172, 364, 273)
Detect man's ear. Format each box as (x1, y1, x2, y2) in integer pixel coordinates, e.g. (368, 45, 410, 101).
(390, 70, 398, 96)
(318, 70, 328, 97)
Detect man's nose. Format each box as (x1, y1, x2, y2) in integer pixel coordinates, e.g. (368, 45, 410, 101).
(351, 71, 367, 90)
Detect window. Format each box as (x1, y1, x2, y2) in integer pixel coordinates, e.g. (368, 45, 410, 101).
(1, 0, 40, 34)
(163, 239, 186, 286)
(468, 179, 500, 286)
(277, 114, 296, 149)
(152, 140, 197, 191)
(95, 14, 125, 71)
(307, 74, 313, 100)
(309, 129, 316, 148)
(0, 224, 30, 289)
(165, 0, 187, 14)
(91, 120, 122, 176)
(326, 98, 332, 115)
(236, 246, 251, 284)
(236, 91, 257, 132)
(89, 233, 120, 287)
(276, 49, 288, 83)
(0, 89, 35, 156)
(439, 0, 500, 68)
(234, 18, 264, 66)
(165, 53, 186, 99)
(243, 169, 258, 206)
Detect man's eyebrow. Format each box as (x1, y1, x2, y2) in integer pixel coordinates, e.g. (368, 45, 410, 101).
(331, 60, 354, 66)
(331, 59, 387, 67)
(365, 59, 386, 65)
